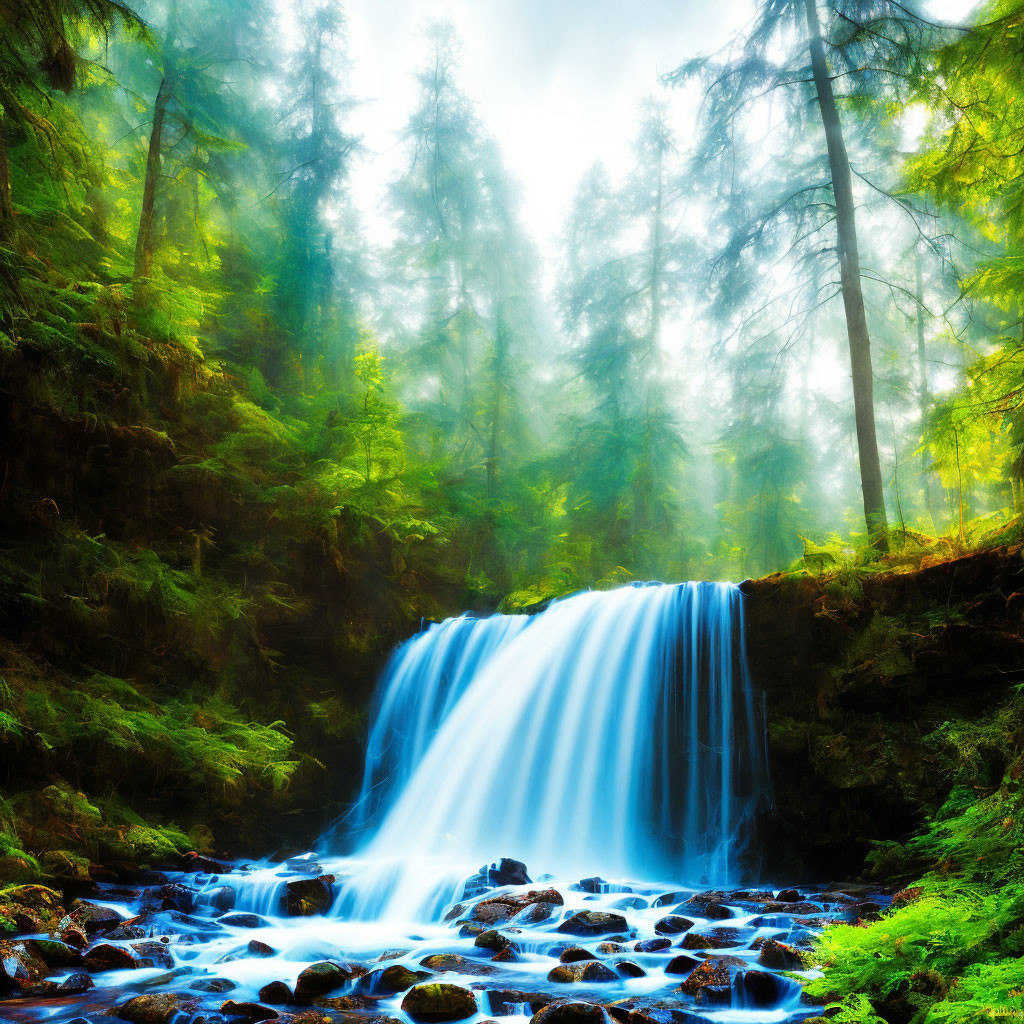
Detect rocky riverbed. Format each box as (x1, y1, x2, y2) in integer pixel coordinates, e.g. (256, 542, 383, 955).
(0, 855, 890, 1024)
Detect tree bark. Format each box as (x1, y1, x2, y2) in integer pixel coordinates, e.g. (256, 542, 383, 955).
(804, 0, 889, 550)
(133, 75, 172, 279)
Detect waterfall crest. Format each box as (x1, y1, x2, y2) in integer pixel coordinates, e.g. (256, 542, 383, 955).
(330, 582, 770, 920)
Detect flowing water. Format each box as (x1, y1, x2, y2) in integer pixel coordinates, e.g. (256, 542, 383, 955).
(1, 582, 885, 1024)
(332, 582, 770, 920)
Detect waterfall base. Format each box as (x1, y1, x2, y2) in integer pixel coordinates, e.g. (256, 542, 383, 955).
(0, 854, 888, 1024)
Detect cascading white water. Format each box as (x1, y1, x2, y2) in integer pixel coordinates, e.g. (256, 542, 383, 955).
(346, 612, 533, 843)
(328, 582, 771, 921)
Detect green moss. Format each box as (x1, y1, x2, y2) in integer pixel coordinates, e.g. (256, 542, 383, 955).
(808, 688, 1024, 1023)
(842, 612, 915, 683)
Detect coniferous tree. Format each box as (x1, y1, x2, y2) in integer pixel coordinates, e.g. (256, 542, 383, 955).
(670, 0, 956, 550)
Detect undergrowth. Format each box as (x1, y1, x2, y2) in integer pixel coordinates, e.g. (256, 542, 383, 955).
(808, 687, 1024, 1023)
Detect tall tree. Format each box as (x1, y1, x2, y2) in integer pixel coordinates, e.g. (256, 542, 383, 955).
(558, 104, 690, 575)
(802, 0, 887, 546)
(389, 24, 540, 492)
(275, 0, 362, 364)
(670, 0, 954, 549)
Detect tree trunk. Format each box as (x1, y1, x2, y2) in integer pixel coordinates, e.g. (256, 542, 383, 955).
(133, 75, 172, 279)
(804, 0, 889, 550)
(0, 121, 15, 224)
(915, 244, 936, 528)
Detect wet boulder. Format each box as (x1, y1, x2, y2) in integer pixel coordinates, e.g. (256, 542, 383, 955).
(741, 969, 788, 1007)
(695, 985, 731, 1008)
(401, 982, 478, 1022)
(293, 959, 360, 1001)
(680, 891, 732, 919)
(475, 928, 516, 952)
(489, 859, 530, 887)
(149, 883, 195, 914)
(633, 937, 671, 953)
(134, 967, 195, 991)
(84, 943, 139, 971)
(547, 961, 617, 984)
(61, 925, 89, 950)
(677, 955, 747, 997)
(473, 898, 520, 925)
(756, 938, 806, 970)
(285, 874, 335, 916)
(107, 917, 151, 941)
(473, 888, 562, 925)
(775, 888, 801, 903)
(515, 901, 559, 925)
(575, 877, 607, 894)
(247, 939, 276, 957)
(420, 953, 496, 975)
(71, 899, 125, 937)
(556, 911, 628, 937)
(27, 938, 83, 968)
(681, 930, 744, 950)
(56, 973, 95, 994)
(483, 989, 554, 1015)
(559, 947, 597, 963)
(654, 915, 692, 936)
(258, 980, 294, 1005)
(191, 977, 238, 993)
(520, 905, 561, 929)
(492, 946, 519, 963)
(116, 994, 193, 1024)
(132, 940, 175, 968)
(284, 852, 323, 874)
(614, 960, 645, 978)
(7, 940, 48, 980)
(529, 1001, 606, 1024)
(652, 891, 689, 907)
(729, 889, 776, 903)
(664, 954, 701, 975)
(702, 903, 733, 920)
(367, 964, 431, 994)
(220, 1001, 280, 1021)
(763, 901, 821, 915)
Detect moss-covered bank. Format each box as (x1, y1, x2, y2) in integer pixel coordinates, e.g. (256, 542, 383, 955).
(0, 276, 478, 884)
(743, 545, 1024, 881)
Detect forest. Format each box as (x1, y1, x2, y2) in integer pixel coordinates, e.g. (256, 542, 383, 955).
(0, 1, 1023, 1023)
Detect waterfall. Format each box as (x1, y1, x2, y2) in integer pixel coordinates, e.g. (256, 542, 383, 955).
(329, 581, 770, 921)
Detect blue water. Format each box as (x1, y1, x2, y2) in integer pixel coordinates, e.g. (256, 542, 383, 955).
(328, 582, 771, 920)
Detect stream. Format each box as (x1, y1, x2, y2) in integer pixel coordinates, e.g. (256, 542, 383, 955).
(0, 583, 886, 1024)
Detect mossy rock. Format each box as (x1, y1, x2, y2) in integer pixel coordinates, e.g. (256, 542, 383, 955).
(401, 983, 477, 1023)
(116, 993, 193, 1024)
(40, 850, 90, 884)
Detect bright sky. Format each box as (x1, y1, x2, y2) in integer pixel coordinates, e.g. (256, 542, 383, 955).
(340, 0, 980, 263)
(342, 0, 746, 258)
